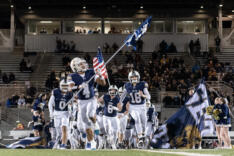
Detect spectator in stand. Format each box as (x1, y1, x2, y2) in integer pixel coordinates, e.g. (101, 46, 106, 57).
(56, 37, 62, 52)
(62, 40, 67, 51)
(88, 29, 93, 34)
(103, 42, 110, 53)
(20, 58, 27, 72)
(194, 38, 201, 56)
(159, 40, 168, 54)
(45, 70, 56, 90)
(40, 28, 47, 34)
(17, 94, 26, 108)
(62, 55, 71, 66)
(125, 52, 134, 63)
(2, 73, 9, 84)
(12, 94, 19, 107)
(26, 86, 37, 98)
(160, 55, 169, 65)
(25, 95, 34, 108)
(84, 53, 91, 64)
(70, 41, 76, 53)
(136, 39, 143, 53)
(208, 68, 218, 81)
(168, 42, 177, 53)
(110, 63, 118, 76)
(26, 59, 33, 72)
(192, 61, 200, 74)
(93, 28, 99, 34)
(152, 50, 158, 60)
(215, 36, 221, 53)
(49, 70, 56, 82)
(189, 40, 194, 56)
(126, 62, 134, 72)
(9, 72, 15, 82)
(6, 97, 13, 108)
(112, 42, 119, 53)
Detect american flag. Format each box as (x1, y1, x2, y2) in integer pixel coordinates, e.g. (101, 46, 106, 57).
(93, 48, 108, 79)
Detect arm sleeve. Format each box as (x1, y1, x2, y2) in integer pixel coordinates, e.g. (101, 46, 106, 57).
(48, 94, 55, 118)
(143, 88, 151, 100)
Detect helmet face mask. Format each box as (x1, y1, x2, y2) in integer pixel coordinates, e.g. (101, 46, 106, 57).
(60, 80, 69, 93)
(130, 76, 138, 83)
(128, 71, 140, 84)
(79, 61, 88, 72)
(108, 85, 118, 97)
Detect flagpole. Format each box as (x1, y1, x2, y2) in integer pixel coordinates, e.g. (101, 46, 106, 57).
(106, 76, 111, 86)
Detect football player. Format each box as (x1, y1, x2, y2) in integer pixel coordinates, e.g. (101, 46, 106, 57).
(120, 70, 151, 148)
(32, 93, 47, 120)
(68, 57, 106, 150)
(145, 100, 158, 148)
(48, 79, 73, 149)
(28, 108, 45, 137)
(95, 89, 106, 149)
(98, 85, 122, 149)
(117, 87, 130, 148)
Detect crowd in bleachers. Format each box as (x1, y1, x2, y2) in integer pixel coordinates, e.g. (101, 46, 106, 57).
(6, 86, 37, 108)
(55, 37, 76, 53)
(3, 39, 233, 109)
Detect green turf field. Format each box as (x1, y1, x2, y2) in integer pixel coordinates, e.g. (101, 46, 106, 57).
(0, 149, 233, 156)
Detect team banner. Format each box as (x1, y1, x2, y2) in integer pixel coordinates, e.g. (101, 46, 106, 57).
(151, 82, 215, 149)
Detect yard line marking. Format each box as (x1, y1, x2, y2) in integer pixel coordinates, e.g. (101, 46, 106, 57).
(138, 149, 221, 156)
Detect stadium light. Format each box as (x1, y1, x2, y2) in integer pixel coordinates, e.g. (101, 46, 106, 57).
(75, 21, 87, 23)
(40, 21, 53, 24)
(121, 21, 133, 23)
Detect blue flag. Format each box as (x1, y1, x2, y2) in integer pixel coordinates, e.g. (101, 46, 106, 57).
(150, 82, 215, 149)
(125, 16, 152, 50)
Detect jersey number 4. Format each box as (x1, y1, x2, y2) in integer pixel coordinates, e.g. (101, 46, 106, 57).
(130, 92, 142, 104)
(83, 84, 90, 98)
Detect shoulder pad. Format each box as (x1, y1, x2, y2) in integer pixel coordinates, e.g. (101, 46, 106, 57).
(125, 82, 131, 88)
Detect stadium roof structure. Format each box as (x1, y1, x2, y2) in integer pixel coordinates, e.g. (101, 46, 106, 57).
(1, 0, 232, 10)
(0, 0, 233, 28)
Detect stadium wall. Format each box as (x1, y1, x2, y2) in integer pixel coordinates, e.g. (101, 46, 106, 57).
(25, 33, 208, 52)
